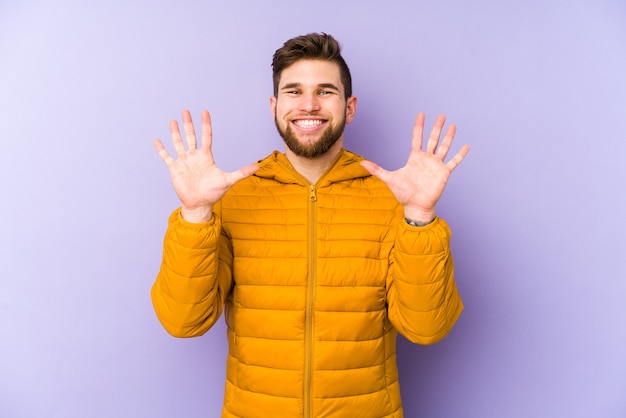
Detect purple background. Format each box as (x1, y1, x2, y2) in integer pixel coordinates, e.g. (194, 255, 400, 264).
(1, 0, 625, 417)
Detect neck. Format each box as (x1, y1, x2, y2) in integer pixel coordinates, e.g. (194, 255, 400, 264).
(285, 139, 344, 184)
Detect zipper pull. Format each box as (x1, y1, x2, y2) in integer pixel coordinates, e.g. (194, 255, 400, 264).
(309, 185, 317, 202)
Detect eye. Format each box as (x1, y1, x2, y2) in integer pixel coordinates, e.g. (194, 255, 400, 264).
(319, 90, 332, 96)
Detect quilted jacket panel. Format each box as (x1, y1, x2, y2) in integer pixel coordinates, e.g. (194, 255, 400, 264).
(152, 149, 463, 418)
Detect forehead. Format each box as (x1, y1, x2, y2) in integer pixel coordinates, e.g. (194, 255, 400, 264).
(278, 59, 343, 90)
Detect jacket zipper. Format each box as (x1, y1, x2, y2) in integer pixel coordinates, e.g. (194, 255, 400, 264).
(274, 152, 345, 417)
(305, 184, 317, 418)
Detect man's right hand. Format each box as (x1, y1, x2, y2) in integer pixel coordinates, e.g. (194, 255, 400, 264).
(154, 110, 259, 223)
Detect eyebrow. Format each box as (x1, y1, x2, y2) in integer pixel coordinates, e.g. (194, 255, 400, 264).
(280, 82, 341, 91)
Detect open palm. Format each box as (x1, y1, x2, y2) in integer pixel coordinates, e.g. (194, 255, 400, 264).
(154, 110, 258, 222)
(360, 113, 469, 223)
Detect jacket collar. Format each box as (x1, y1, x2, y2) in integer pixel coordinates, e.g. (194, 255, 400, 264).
(255, 149, 371, 186)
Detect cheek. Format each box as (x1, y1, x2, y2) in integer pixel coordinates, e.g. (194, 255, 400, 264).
(274, 103, 291, 120)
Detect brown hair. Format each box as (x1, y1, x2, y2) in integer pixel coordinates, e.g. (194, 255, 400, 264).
(272, 33, 352, 99)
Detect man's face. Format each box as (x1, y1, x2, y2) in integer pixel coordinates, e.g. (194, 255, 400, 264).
(270, 59, 357, 159)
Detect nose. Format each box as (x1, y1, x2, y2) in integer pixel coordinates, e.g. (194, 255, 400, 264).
(299, 92, 321, 113)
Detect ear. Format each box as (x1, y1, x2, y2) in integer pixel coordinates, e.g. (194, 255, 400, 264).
(269, 96, 277, 118)
(345, 96, 358, 124)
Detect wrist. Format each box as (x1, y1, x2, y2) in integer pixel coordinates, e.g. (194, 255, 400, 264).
(403, 206, 436, 226)
(180, 205, 214, 223)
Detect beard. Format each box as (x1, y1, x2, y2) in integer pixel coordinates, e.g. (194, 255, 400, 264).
(275, 115, 346, 159)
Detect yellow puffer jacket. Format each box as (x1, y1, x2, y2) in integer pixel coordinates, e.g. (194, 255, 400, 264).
(152, 149, 463, 418)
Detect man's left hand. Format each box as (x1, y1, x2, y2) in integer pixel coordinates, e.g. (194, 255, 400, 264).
(360, 113, 470, 224)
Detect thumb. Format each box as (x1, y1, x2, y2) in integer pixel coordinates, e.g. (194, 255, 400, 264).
(360, 160, 391, 182)
(228, 163, 260, 185)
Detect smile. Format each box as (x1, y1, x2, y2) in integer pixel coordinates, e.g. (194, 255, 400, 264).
(293, 119, 325, 129)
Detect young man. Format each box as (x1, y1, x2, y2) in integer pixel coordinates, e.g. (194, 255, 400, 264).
(152, 33, 469, 418)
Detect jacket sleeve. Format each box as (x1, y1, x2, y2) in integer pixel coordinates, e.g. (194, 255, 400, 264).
(386, 217, 463, 345)
(150, 209, 234, 338)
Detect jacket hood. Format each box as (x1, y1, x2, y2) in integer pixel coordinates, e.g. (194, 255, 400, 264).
(254, 149, 372, 186)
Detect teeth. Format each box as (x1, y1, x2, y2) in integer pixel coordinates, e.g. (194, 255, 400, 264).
(294, 119, 323, 128)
